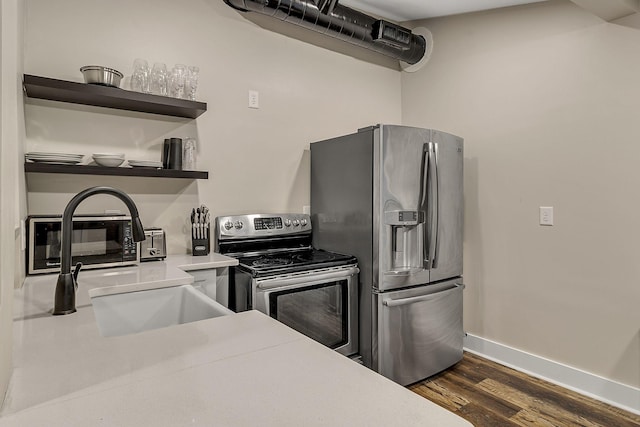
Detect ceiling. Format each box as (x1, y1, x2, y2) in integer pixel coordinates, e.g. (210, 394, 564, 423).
(339, 0, 549, 22)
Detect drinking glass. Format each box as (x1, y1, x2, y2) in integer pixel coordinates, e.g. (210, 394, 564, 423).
(130, 58, 150, 93)
(185, 66, 199, 101)
(149, 63, 168, 96)
(169, 64, 186, 98)
(182, 137, 197, 170)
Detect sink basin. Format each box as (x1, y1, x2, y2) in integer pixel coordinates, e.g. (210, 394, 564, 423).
(91, 284, 233, 337)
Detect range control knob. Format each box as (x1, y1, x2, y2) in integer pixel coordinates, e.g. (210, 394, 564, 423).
(300, 218, 308, 226)
(292, 219, 300, 227)
(224, 221, 234, 230)
(284, 219, 292, 227)
(234, 221, 244, 229)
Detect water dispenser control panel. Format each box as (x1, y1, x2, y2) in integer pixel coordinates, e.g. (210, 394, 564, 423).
(384, 210, 423, 226)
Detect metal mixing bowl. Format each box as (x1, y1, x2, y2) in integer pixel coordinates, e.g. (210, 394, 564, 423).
(80, 66, 123, 88)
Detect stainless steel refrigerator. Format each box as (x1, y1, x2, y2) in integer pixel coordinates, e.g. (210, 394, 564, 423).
(311, 124, 465, 386)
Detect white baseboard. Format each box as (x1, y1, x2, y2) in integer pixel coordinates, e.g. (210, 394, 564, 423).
(463, 333, 640, 415)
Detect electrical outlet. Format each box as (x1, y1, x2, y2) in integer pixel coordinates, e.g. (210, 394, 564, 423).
(539, 206, 554, 226)
(303, 205, 311, 215)
(248, 90, 259, 109)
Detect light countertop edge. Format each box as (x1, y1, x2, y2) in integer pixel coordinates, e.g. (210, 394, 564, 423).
(18, 253, 238, 305)
(2, 253, 472, 427)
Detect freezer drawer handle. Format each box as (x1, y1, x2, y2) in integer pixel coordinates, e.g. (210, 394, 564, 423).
(382, 283, 464, 307)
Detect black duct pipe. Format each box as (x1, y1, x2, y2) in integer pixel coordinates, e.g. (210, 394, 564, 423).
(224, 0, 426, 65)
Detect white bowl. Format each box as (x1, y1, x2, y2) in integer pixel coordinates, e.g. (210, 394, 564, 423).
(92, 152, 125, 159)
(93, 157, 125, 167)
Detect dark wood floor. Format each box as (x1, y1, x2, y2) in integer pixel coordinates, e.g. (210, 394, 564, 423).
(408, 352, 640, 427)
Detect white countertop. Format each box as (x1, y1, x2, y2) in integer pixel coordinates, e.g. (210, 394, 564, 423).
(1, 254, 471, 427)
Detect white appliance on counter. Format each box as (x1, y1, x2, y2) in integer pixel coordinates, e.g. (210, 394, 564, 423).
(140, 227, 167, 261)
(311, 124, 465, 385)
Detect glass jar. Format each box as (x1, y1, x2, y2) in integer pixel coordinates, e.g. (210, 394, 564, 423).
(182, 137, 197, 171)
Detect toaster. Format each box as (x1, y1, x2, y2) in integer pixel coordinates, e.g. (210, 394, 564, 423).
(140, 228, 167, 261)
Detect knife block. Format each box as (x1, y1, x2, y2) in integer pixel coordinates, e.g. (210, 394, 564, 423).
(192, 237, 210, 256)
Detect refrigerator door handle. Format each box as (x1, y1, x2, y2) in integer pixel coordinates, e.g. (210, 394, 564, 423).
(383, 283, 464, 307)
(420, 142, 430, 269)
(419, 143, 429, 209)
(426, 141, 439, 269)
(432, 141, 441, 268)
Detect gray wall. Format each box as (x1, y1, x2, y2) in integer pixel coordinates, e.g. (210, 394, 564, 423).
(0, 0, 26, 404)
(22, 0, 402, 254)
(402, 0, 640, 389)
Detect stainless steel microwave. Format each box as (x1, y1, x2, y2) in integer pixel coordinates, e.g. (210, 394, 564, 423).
(26, 214, 139, 275)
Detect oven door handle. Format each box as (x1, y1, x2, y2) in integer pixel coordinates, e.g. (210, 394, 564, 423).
(255, 266, 360, 290)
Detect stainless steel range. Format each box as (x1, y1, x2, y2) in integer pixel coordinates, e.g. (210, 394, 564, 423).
(215, 213, 359, 357)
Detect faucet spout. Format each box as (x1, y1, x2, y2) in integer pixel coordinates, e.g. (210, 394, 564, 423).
(53, 186, 145, 315)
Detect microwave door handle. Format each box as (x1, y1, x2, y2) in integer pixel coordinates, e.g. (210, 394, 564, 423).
(427, 142, 439, 270)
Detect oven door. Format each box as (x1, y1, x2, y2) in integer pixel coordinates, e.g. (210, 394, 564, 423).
(253, 266, 359, 356)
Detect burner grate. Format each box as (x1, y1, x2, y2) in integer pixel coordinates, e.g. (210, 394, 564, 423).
(251, 257, 294, 268)
(236, 249, 357, 278)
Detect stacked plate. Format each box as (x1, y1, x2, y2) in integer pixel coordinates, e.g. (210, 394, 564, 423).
(92, 153, 125, 167)
(128, 160, 163, 169)
(25, 152, 84, 165)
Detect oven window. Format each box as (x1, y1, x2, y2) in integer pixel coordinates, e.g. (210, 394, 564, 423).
(269, 280, 348, 350)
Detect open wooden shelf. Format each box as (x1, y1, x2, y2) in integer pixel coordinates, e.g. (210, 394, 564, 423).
(24, 162, 208, 179)
(23, 74, 207, 119)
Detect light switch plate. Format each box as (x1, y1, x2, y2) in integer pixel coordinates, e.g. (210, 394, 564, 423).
(248, 90, 259, 109)
(20, 219, 26, 251)
(539, 206, 554, 226)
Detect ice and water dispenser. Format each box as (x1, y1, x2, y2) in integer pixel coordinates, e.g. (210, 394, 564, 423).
(383, 209, 425, 274)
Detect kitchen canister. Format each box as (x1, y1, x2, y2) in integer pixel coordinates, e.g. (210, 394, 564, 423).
(182, 138, 196, 171)
(162, 138, 183, 170)
(162, 139, 171, 169)
(169, 138, 183, 170)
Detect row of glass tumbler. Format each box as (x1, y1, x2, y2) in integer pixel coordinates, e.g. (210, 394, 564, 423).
(130, 59, 199, 100)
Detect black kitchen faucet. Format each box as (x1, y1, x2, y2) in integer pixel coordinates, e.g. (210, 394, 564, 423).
(52, 186, 146, 315)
